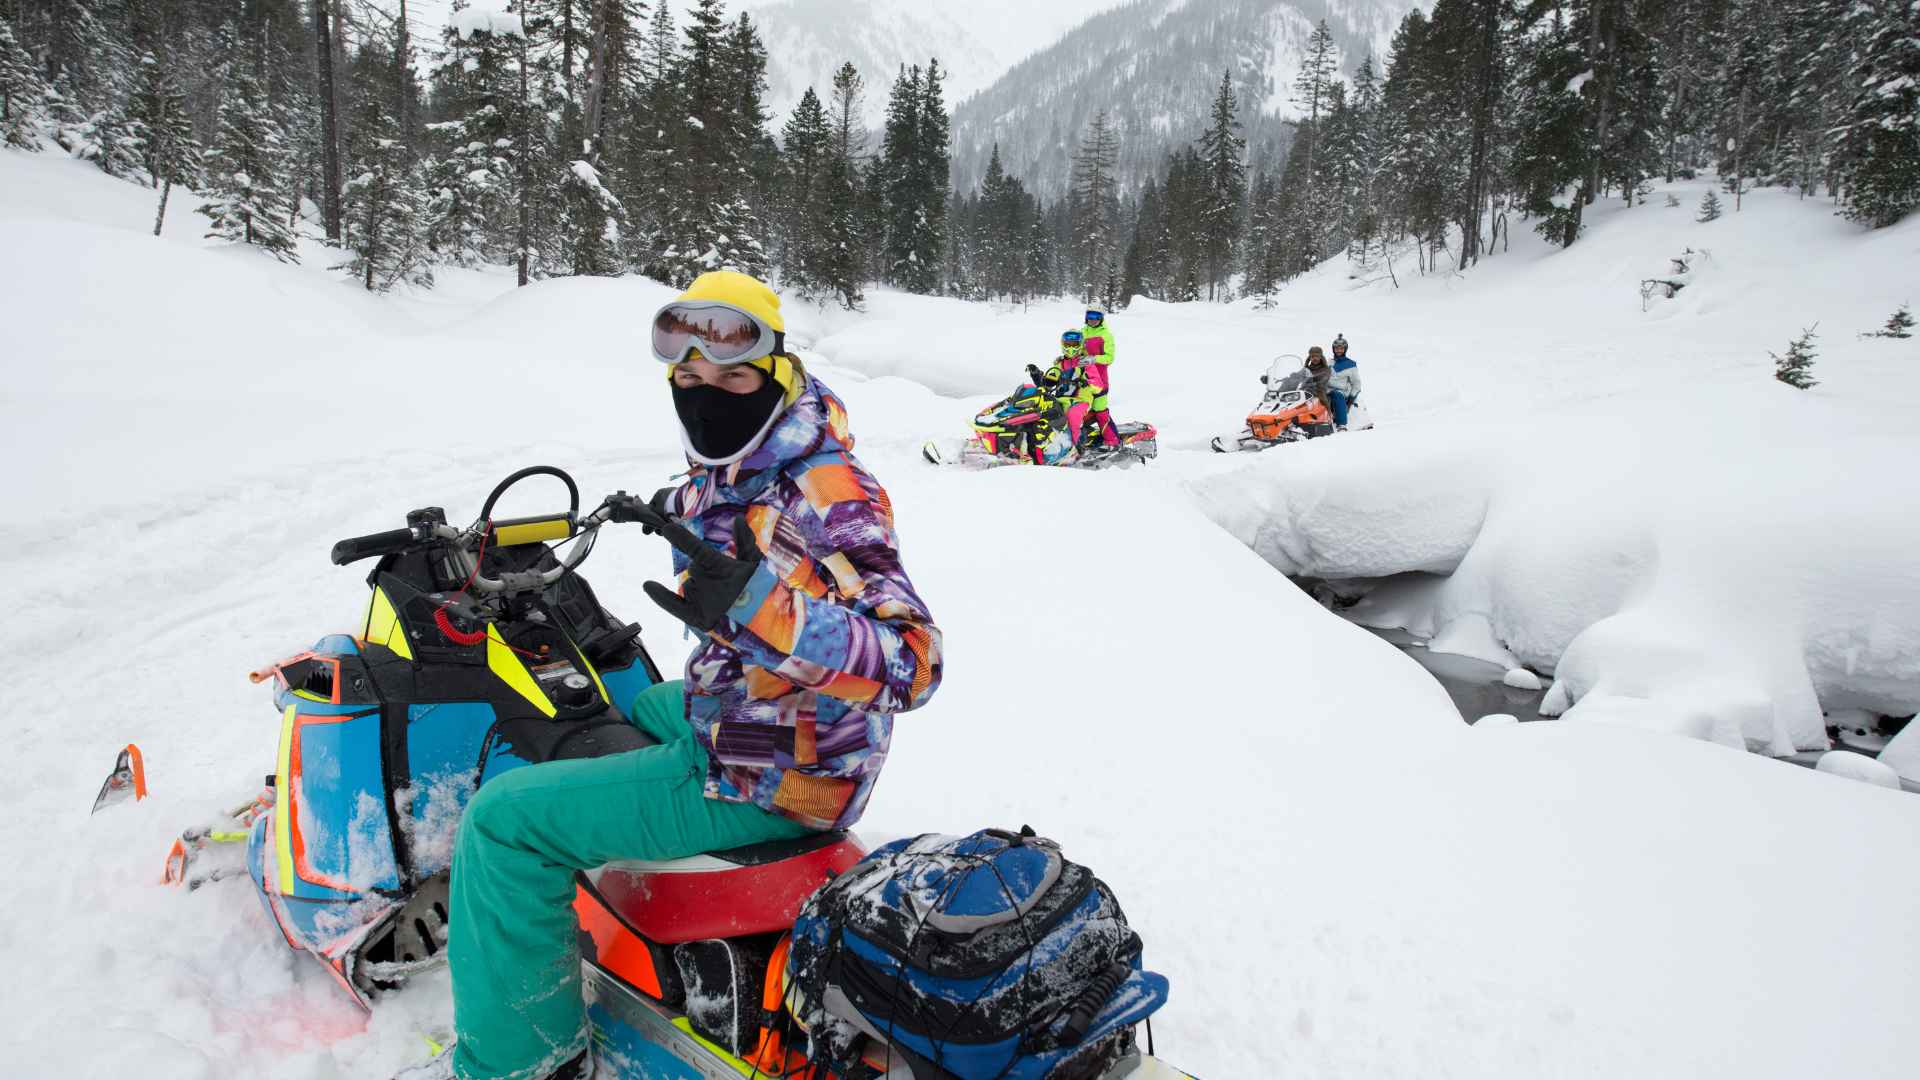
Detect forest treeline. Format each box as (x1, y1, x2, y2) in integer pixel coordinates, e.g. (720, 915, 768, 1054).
(1, 0, 1914, 305)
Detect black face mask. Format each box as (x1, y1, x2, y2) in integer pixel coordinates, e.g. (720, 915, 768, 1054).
(672, 377, 785, 462)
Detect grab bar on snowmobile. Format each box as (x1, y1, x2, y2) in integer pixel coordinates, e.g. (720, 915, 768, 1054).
(444, 515, 606, 596)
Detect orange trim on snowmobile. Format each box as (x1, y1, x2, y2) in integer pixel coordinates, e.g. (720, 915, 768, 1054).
(1248, 398, 1331, 440)
(250, 650, 344, 705)
(735, 932, 816, 1076)
(286, 711, 363, 894)
(123, 744, 147, 799)
(574, 877, 666, 999)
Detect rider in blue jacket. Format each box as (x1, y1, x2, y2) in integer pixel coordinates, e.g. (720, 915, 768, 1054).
(1328, 334, 1362, 430)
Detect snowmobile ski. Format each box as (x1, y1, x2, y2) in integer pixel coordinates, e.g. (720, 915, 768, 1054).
(91, 744, 148, 813)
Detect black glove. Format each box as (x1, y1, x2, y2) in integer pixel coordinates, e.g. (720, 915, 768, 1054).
(606, 487, 676, 529)
(630, 504, 765, 633)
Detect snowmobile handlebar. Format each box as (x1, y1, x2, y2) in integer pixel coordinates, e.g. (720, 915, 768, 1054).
(330, 466, 616, 595)
(329, 527, 419, 566)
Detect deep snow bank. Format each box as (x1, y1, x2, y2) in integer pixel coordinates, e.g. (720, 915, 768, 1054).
(8, 149, 1920, 1080)
(1190, 179, 1920, 754)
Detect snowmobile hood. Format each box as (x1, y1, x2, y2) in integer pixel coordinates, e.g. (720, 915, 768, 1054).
(676, 375, 855, 516)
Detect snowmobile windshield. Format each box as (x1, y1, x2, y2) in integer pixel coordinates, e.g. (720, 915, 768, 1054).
(1265, 354, 1303, 384)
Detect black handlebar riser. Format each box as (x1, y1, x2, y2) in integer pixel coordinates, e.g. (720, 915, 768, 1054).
(330, 527, 419, 566)
(479, 465, 580, 524)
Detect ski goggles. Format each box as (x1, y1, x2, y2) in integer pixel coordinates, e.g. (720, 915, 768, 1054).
(1084, 310, 1104, 326)
(652, 301, 780, 366)
(1061, 330, 1085, 345)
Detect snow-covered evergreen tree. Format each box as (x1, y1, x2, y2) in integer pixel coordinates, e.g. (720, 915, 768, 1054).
(1772, 326, 1818, 389)
(777, 86, 830, 285)
(649, 0, 768, 285)
(338, 86, 431, 292)
(197, 61, 299, 262)
(1834, 0, 1920, 227)
(1068, 109, 1119, 300)
(1697, 188, 1722, 222)
(1196, 70, 1245, 300)
(423, 7, 519, 268)
(133, 52, 201, 236)
(0, 18, 52, 150)
(1870, 303, 1914, 339)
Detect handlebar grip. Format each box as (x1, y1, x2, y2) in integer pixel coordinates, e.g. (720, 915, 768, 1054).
(330, 527, 418, 566)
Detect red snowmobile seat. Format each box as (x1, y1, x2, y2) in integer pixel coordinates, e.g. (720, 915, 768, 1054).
(582, 830, 866, 946)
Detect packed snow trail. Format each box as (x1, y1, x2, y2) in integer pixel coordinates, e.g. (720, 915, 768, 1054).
(6, 150, 1920, 1078)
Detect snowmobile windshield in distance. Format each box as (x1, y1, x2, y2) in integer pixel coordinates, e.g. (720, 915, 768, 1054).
(1266, 354, 1304, 384)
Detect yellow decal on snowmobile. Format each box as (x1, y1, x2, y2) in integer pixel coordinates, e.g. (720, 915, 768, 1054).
(274, 704, 296, 894)
(487, 626, 557, 718)
(668, 1017, 759, 1077)
(574, 643, 612, 707)
(492, 516, 572, 547)
(364, 587, 413, 660)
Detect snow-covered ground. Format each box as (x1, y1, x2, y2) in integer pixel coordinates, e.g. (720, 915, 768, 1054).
(5, 148, 1920, 1079)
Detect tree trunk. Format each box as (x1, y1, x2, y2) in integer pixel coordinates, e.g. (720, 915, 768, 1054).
(585, 0, 610, 156)
(1461, 0, 1498, 268)
(396, 0, 414, 148)
(314, 0, 342, 240)
(1583, 0, 1618, 212)
(517, 37, 531, 288)
(153, 178, 171, 237)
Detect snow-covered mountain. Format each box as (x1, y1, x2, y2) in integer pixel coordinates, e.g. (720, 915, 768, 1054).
(744, 0, 1121, 132)
(950, 0, 1430, 198)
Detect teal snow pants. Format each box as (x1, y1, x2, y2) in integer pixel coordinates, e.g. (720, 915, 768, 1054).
(448, 679, 811, 1079)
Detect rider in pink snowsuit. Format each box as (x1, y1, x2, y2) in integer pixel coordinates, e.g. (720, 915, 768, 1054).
(1082, 307, 1120, 448)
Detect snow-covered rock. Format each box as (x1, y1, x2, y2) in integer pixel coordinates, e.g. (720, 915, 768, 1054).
(1503, 669, 1544, 691)
(1814, 751, 1903, 791)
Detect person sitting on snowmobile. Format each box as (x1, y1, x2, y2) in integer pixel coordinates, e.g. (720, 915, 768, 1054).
(430, 271, 944, 1080)
(1024, 330, 1095, 464)
(1304, 345, 1333, 412)
(1080, 306, 1120, 450)
(1328, 334, 1361, 431)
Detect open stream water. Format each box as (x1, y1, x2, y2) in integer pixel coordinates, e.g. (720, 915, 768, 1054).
(1333, 596, 1920, 795)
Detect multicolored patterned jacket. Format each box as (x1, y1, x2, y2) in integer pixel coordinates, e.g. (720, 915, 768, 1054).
(662, 374, 942, 830)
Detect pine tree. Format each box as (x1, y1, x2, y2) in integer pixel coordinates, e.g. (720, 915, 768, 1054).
(778, 86, 831, 286)
(1696, 188, 1722, 222)
(620, 0, 680, 260)
(650, 0, 767, 284)
(197, 60, 299, 262)
(1509, 7, 1591, 247)
(828, 61, 867, 163)
(718, 11, 774, 278)
(1244, 164, 1278, 299)
(1871, 303, 1914, 339)
(1196, 70, 1245, 300)
(877, 59, 948, 294)
(1068, 109, 1120, 300)
(1771, 325, 1818, 389)
(811, 149, 866, 309)
(133, 52, 201, 236)
(1834, 0, 1920, 227)
(0, 18, 52, 149)
(338, 85, 431, 291)
(424, 9, 518, 268)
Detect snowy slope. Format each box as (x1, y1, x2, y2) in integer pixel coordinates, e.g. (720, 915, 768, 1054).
(745, 0, 1121, 132)
(949, 0, 1429, 196)
(6, 148, 1920, 1079)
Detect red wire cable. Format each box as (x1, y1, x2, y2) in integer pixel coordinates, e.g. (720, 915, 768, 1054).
(431, 522, 544, 658)
(433, 523, 494, 647)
